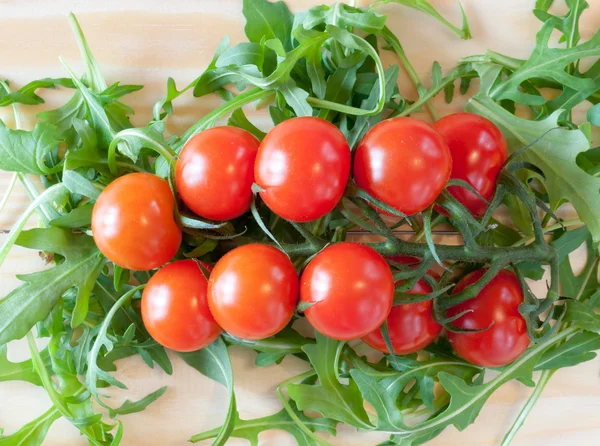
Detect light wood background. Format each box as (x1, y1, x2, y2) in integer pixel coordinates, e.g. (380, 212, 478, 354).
(1, 0, 599, 445)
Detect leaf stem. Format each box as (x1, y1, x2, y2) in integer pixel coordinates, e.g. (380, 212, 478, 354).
(511, 219, 582, 247)
(382, 27, 439, 121)
(0, 172, 18, 216)
(501, 369, 554, 446)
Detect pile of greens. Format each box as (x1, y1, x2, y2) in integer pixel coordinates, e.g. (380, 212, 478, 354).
(1, 0, 599, 445)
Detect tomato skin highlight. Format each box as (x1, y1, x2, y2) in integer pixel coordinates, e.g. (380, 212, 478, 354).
(141, 260, 221, 352)
(176, 126, 260, 221)
(208, 244, 298, 340)
(433, 113, 508, 216)
(91, 172, 181, 271)
(353, 117, 452, 216)
(447, 269, 529, 367)
(300, 242, 394, 341)
(363, 279, 442, 354)
(254, 117, 351, 222)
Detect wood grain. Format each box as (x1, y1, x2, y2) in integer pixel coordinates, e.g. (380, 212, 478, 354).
(1, 0, 599, 445)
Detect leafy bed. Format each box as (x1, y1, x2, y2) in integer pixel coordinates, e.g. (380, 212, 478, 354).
(1, 0, 600, 445)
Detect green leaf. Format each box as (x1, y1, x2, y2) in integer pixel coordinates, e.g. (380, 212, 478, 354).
(587, 103, 600, 126)
(564, 300, 600, 332)
(49, 204, 93, 228)
(180, 338, 237, 446)
(287, 332, 372, 430)
(191, 400, 336, 445)
(489, 23, 600, 105)
(533, 0, 589, 47)
(0, 228, 103, 346)
(536, 331, 600, 370)
(468, 74, 600, 242)
(0, 78, 74, 107)
(59, 58, 115, 148)
(300, 3, 386, 35)
(0, 344, 51, 386)
(85, 286, 144, 402)
(227, 108, 266, 140)
(0, 183, 69, 268)
(0, 120, 62, 175)
(38, 92, 86, 143)
(111, 121, 170, 163)
(98, 82, 143, 103)
(0, 406, 60, 446)
(62, 170, 101, 200)
(242, 0, 294, 51)
(372, 0, 471, 40)
(68, 13, 107, 93)
(108, 386, 167, 418)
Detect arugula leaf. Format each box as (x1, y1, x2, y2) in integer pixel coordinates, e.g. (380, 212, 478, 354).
(489, 22, 600, 105)
(467, 67, 600, 242)
(535, 331, 600, 370)
(242, 0, 294, 51)
(0, 406, 60, 446)
(287, 332, 372, 430)
(108, 386, 168, 418)
(68, 13, 107, 93)
(37, 92, 86, 144)
(0, 228, 103, 346)
(0, 120, 62, 175)
(299, 3, 386, 35)
(564, 300, 600, 332)
(191, 400, 336, 445)
(0, 78, 74, 107)
(180, 337, 237, 446)
(372, 0, 471, 40)
(0, 344, 51, 386)
(534, 0, 589, 47)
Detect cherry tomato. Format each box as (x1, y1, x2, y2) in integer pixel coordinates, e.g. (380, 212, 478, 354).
(363, 278, 441, 354)
(254, 117, 351, 222)
(141, 260, 221, 352)
(92, 172, 181, 270)
(208, 244, 298, 340)
(300, 242, 394, 341)
(176, 126, 260, 221)
(353, 117, 452, 216)
(447, 269, 529, 367)
(433, 113, 508, 216)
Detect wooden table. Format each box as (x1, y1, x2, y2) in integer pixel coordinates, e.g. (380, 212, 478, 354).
(1, 0, 599, 444)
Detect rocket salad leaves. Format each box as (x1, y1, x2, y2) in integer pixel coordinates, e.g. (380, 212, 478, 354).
(1, 0, 600, 445)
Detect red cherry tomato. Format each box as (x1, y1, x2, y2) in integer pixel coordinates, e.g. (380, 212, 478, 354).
(176, 126, 260, 221)
(254, 117, 351, 222)
(447, 269, 529, 367)
(433, 113, 508, 216)
(208, 244, 298, 340)
(92, 172, 181, 270)
(141, 260, 221, 352)
(363, 279, 441, 354)
(353, 117, 452, 216)
(300, 242, 394, 341)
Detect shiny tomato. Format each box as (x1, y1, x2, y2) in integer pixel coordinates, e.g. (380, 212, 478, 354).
(447, 269, 529, 367)
(92, 172, 181, 270)
(300, 243, 394, 341)
(254, 117, 351, 222)
(433, 113, 508, 216)
(176, 126, 260, 221)
(208, 244, 298, 340)
(363, 278, 441, 354)
(141, 260, 221, 352)
(353, 117, 452, 216)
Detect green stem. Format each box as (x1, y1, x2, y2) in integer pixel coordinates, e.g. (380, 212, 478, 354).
(0, 172, 18, 215)
(382, 27, 439, 121)
(27, 332, 103, 446)
(174, 88, 274, 152)
(501, 369, 555, 446)
(277, 371, 332, 446)
(511, 219, 582, 247)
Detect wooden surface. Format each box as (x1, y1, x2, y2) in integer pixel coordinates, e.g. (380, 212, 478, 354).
(1, 0, 599, 445)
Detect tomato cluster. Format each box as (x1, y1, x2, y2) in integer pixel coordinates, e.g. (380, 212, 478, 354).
(90, 112, 527, 366)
